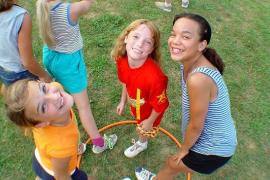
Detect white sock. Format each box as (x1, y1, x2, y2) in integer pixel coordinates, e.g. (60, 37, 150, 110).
(138, 140, 148, 146)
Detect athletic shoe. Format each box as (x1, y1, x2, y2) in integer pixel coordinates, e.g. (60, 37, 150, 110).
(182, 0, 189, 8)
(124, 139, 147, 158)
(135, 167, 156, 180)
(155, 1, 172, 12)
(92, 134, 118, 154)
(78, 143, 87, 155)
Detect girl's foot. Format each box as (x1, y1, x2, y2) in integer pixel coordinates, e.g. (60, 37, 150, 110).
(92, 134, 118, 154)
(124, 139, 148, 158)
(78, 143, 87, 155)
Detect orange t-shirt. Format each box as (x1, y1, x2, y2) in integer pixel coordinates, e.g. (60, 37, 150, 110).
(32, 83, 79, 174)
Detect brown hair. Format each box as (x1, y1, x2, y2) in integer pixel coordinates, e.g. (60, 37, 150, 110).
(0, 0, 14, 12)
(173, 13, 225, 74)
(4, 79, 39, 127)
(111, 19, 161, 64)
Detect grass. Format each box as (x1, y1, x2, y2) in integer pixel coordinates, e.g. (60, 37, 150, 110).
(0, 0, 269, 179)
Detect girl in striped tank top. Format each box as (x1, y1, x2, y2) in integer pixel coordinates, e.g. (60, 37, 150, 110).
(36, 0, 117, 155)
(135, 13, 237, 180)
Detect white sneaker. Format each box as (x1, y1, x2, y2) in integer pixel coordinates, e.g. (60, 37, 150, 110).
(135, 167, 156, 180)
(155, 1, 172, 12)
(182, 0, 189, 8)
(124, 140, 147, 158)
(92, 134, 118, 154)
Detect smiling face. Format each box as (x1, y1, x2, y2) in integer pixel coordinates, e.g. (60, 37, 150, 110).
(24, 81, 74, 124)
(168, 17, 207, 63)
(125, 24, 154, 67)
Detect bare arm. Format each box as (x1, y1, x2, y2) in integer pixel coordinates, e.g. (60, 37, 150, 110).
(177, 73, 211, 161)
(51, 157, 72, 180)
(52, 156, 95, 180)
(18, 14, 51, 82)
(116, 83, 127, 115)
(70, 0, 95, 22)
(140, 109, 160, 130)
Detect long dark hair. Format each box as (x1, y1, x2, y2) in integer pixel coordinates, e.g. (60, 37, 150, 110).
(173, 13, 225, 74)
(0, 0, 14, 12)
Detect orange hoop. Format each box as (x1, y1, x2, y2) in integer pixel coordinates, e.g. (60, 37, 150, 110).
(77, 120, 192, 180)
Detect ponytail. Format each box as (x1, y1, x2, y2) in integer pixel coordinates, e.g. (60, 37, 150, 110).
(203, 48, 224, 74)
(36, 0, 55, 47)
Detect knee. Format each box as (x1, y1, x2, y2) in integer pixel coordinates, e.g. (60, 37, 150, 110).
(165, 155, 187, 173)
(163, 156, 180, 172)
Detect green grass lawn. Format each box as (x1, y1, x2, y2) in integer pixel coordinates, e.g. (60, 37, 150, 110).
(1, 0, 269, 179)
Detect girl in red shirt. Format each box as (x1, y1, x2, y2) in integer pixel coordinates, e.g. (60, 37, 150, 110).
(111, 19, 169, 158)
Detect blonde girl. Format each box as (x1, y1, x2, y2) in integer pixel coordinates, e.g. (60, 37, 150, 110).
(5, 79, 95, 180)
(36, 0, 117, 154)
(111, 19, 169, 158)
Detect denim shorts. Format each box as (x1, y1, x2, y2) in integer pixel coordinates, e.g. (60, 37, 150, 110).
(32, 154, 88, 180)
(0, 66, 38, 86)
(43, 46, 87, 94)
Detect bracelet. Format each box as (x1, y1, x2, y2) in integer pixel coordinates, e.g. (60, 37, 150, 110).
(137, 124, 160, 138)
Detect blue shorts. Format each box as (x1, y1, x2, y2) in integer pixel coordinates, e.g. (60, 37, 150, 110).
(0, 66, 38, 86)
(32, 154, 88, 180)
(43, 46, 87, 94)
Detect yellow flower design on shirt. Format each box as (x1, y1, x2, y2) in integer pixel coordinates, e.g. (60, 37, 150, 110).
(157, 90, 167, 104)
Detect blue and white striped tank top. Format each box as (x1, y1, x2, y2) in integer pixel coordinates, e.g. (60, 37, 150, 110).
(181, 65, 237, 157)
(49, 2, 83, 53)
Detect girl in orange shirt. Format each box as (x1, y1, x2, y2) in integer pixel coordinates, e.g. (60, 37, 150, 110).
(5, 79, 95, 180)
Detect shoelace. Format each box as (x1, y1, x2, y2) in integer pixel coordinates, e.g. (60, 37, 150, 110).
(140, 169, 154, 180)
(130, 139, 142, 151)
(104, 134, 114, 149)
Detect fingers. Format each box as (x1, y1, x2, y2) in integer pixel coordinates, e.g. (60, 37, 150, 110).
(176, 156, 182, 165)
(116, 106, 123, 115)
(116, 108, 121, 115)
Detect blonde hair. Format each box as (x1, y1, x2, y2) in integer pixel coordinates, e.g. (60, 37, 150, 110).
(4, 79, 39, 127)
(111, 19, 161, 64)
(36, 0, 55, 47)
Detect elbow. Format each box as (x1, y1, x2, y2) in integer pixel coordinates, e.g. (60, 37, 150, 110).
(21, 59, 37, 69)
(22, 62, 31, 69)
(189, 124, 203, 134)
(85, 0, 95, 8)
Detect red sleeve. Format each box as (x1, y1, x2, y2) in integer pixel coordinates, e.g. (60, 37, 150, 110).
(149, 75, 169, 113)
(116, 57, 126, 83)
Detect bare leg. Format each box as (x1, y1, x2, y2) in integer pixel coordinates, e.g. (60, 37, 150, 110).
(1, 84, 6, 95)
(88, 176, 96, 180)
(155, 155, 193, 180)
(136, 127, 148, 143)
(72, 89, 100, 139)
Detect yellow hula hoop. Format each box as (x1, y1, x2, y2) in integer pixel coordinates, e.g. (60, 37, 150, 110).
(77, 120, 192, 180)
